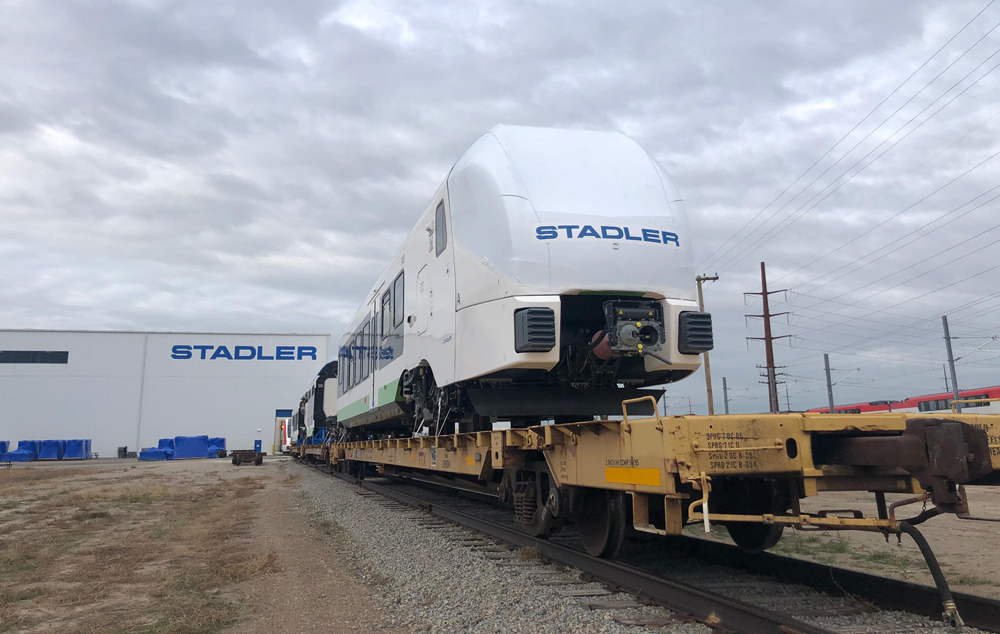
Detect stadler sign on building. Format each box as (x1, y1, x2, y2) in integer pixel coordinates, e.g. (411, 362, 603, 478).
(0, 330, 330, 456)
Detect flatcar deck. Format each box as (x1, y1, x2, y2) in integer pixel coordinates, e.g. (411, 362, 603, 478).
(303, 406, 1000, 626)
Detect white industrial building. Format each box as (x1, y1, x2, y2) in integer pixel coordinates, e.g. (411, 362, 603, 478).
(0, 330, 330, 457)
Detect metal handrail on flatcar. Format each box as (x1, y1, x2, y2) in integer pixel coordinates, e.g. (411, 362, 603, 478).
(950, 396, 1000, 412)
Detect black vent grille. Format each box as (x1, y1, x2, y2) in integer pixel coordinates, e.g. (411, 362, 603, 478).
(514, 307, 556, 353)
(678, 311, 713, 354)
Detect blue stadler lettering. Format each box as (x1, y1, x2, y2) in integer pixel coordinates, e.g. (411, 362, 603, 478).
(170, 344, 320, 361)
(534, 224, 678, 247)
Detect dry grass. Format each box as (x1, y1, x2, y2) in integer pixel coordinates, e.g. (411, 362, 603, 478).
(0, 465, 276, 634)
(514, 545, 539, 561)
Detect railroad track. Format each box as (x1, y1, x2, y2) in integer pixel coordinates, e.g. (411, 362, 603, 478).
(297, 460, 999, 634)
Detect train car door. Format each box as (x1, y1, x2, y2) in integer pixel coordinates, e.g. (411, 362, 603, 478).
(368, 304, 378, 412)
(415, 265, 430, 335)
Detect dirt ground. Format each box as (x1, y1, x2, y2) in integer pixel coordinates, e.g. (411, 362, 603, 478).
(687, 487, 1000, 599)
(4, 458, 997, 633)
(0, 458, 395, 634)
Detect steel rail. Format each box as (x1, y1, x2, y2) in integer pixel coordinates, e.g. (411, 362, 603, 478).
(301, 459, 1000, 632)
(318, 466, 835, 634)
(672, 536, 1000, 633)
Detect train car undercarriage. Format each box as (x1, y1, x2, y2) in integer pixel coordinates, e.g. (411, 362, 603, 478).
(298, 402, 1000, 626)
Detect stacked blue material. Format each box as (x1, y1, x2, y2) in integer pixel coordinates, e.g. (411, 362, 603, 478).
(64, 439, 88, 459)
(157, 438, 175, 459)
(6, 440, 40, 462)
(173, 435, 209, 459)
(138, 447, 169, 461)
(0, 441, 8, 459)
(38, 440, 66, 460)
(207, 437, 226, 458)
(85, 439, 92, 459)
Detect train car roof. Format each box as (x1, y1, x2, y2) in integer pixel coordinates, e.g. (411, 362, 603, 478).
(446, 125, 694, 302)
(451, 124, 682, 215)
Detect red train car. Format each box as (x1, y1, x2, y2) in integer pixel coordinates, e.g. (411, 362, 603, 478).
(807, 385, 1000, 414)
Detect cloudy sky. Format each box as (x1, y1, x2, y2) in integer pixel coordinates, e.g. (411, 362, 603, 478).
(3, 0, 1000, 413)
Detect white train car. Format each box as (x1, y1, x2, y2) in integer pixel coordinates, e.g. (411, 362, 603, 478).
(336, 125, 712, 436)
(293, 360, 338, 442)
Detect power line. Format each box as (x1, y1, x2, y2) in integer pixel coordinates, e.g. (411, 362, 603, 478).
(771, 108, 1000, 284)
(714, 41, 1000, 275)
(781, 153, 1000, 294)
(790, 195, 1000, 318)
(696, 0, 997, 271)
(777, 264, 1000, 366)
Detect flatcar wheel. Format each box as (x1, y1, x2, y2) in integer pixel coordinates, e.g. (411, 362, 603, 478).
(719, 479, 789, 553)
(725, 522, 783, 553)
(575, 489, 627, 558)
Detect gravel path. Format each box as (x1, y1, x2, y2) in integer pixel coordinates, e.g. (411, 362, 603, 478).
(293, 464, 711, 634)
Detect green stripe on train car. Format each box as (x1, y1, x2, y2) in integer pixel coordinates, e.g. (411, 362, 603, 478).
(377, 378, 401, 407)
(338, 396, 370, 419)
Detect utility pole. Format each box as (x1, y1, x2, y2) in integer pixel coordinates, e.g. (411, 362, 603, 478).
(823, 353, 835, 413)
(942, 315, 962, 412)
(745, 262, 789, 414)
(696, 274, 719, 415)
(687, 396, 694, 415)
(784, 384, 791, 412)
(942, 364, 950, 393)
(722, 377, 730, 415)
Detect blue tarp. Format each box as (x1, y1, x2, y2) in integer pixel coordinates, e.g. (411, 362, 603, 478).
(64, 439, 88, 459)
(85, 439, 92, 459)
(138, 448, 169, 461)
(6, 440, 39, 462)
(173, 435, 209, 459)
(156, 438, 175, 459)
(0, 441, 8, 458)
(38, 440, 65, 460)
(207, 437, 226, 458)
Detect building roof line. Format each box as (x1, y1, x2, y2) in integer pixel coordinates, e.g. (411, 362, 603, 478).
(0, 329, 332, 336)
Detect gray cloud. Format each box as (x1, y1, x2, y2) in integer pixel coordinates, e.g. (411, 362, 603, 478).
(2, 0, 999, 412)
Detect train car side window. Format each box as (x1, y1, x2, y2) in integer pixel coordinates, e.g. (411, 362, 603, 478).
(434, 201, 447, 256)
(393, 271, 405, 327)
(381, 290, 392, 337)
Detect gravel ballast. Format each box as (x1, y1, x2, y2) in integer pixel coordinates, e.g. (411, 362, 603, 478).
(293, 465, 711, 634)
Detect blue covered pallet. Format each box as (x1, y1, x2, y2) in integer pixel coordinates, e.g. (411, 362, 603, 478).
(138, 447, 169, 461)
(6, 440, 40, 462)
(64, 439, 90, 460)
(38, 440, 66, 460)
(85, 439, 92, 459)
(207, 437, 226, 458)
(0, 441, 8, 459)
(157, 438, 175, 459)
(173, 435, 209, 459)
